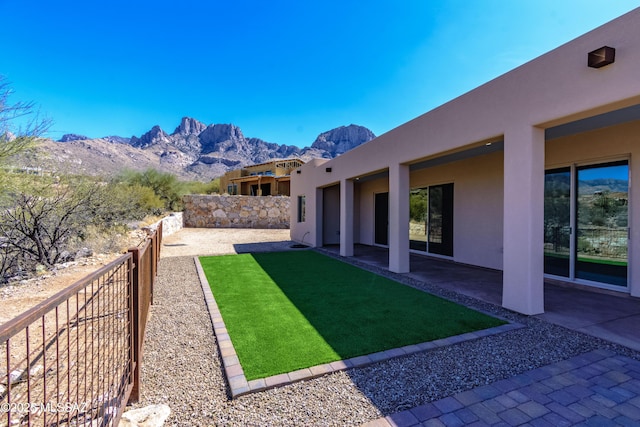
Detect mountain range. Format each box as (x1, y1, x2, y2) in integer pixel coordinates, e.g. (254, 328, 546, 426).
(16, 118, 376, 180)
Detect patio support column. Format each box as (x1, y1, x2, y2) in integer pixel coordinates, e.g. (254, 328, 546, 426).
(389, 163, 410, 273)
(502, 124, 545, 315)
(313, 187, 323, 247)
(340, 178, 354, 257)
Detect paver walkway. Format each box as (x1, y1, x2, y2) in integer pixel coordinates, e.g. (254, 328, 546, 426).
(363, 349, 640, 426)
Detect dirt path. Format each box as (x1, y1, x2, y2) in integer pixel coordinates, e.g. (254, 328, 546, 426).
(160, 228, 293, 258)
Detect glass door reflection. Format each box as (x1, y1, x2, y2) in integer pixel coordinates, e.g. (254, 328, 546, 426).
(544, 168, 571, 277)
(575, 162, 629, 287)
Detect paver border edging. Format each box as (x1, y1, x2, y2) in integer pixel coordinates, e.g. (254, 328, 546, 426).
(194, 256, 525, 399)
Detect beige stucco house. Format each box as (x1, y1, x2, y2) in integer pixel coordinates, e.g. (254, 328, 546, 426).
(220, 159, 304, 196)
(290, 8, 640, 315)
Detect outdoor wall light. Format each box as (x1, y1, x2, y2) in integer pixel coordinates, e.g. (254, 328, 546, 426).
(588, 46, 615, 68)
(325, 167, 332, 173)
(296, 170, 301, 174)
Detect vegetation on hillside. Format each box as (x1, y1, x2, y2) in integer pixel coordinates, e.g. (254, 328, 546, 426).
(0, 77, 220, 284)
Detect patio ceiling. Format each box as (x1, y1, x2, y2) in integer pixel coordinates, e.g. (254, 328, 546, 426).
(352, 103, 640, 179)
(545, 103, 640, 140)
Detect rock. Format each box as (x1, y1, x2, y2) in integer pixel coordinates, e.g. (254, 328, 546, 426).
(213, 209, 227, 218)
(58, 250, 74, 262)
(129, 126, 170, 148)
(310, 124, 375, 157)
(172, 117, 207, 136)
(29, 364, 43, 377)
(75, 247, 93, 259)
(59, 133, 90, 142)
(103, 135, 131, 144)
(120, 404, 171, 427)
(7, 369, 23, 384)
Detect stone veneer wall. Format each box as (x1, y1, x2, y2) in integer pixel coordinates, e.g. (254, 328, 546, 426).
(183, 195, 290, 229)
(143, 212, 183, 236)
(158, 212, 184, 236)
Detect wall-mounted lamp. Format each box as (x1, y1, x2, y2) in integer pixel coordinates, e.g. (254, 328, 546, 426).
(325, 167, 332, 173)
(588, 46, 615, 68)
(296, 170, 301, 174)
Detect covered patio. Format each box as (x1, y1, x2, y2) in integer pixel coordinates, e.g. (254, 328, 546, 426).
(322, 244, 640, 352)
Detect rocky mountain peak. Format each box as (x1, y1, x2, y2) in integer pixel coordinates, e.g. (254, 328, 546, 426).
(198, 124, 246, 153)
(129, 125, 170, 148)
(103, 135, 131, 144)
(59, 133, 90, 142)
(27, 119, 377, 181)
(311, 124, 375, 157)
(172, 117, 207, 136)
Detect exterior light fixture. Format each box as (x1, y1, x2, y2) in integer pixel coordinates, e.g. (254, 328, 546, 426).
(296, 170, 301, 174)
(325, 167, 332, 173)
(588, 46, 615, 68)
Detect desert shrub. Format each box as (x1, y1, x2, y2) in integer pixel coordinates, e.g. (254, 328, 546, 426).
(182, 177, 220, 195)
(98, 182, 166, 222)
(0, 175, 104, 281)
(117, 169, 183, 211)
(66, 223, 131, 255)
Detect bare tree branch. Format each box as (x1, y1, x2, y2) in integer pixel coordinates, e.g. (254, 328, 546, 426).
(0, 75, 52, 163)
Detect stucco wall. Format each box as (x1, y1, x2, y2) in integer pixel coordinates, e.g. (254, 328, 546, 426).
(183, 195, 290, 229)
(411, 151, 504, 270)
(357, 180, 388, 246)
(354, 151, 504, 270)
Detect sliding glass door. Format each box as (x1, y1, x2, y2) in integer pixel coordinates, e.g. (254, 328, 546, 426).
(374, 192, 389, 246)
(544, 168, 571, 277)
(575, 162, 628, 286)
(409, 184, 453, 256)
(544, 161, 629, 288)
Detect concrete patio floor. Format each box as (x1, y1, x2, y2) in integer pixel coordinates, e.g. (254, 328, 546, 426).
(322, 244, 640, 353)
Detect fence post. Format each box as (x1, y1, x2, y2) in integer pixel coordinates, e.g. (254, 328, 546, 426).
(153, 221, 163, 304)
(128, 247, 141, 403)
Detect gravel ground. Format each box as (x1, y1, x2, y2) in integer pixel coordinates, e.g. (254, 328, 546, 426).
(132, 229, 640, 426)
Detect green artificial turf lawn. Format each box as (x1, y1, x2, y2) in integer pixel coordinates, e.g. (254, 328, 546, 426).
(200, 251, 506, 380)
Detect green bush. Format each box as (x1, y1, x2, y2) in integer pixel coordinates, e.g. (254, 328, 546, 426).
(98, 182, 166, 222)
(116, 169, 182, 210)
(182, 178, 220, 195)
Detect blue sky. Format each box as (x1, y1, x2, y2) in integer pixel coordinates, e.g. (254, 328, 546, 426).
(1, 1, 637, 147)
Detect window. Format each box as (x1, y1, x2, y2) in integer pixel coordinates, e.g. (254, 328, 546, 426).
(226, 184, 238, 195)
(297, 195, 306, 222)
